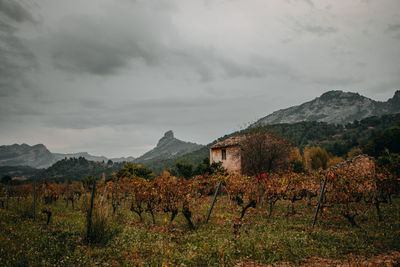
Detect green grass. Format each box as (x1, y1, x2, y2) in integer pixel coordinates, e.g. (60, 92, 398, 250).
(0, 196, 399, 266)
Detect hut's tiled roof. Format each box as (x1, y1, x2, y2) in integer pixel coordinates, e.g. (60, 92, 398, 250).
(210, 136, 246, 149)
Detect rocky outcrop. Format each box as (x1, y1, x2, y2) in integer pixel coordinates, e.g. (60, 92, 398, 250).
(135, 130, 203, 163)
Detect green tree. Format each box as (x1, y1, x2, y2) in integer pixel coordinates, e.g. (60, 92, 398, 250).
(304, 146, 330, 170)
(174, 162, 194, 178)
(1, 175, 12, 184)
(117, 162, 155, 180)
(363, 126, 400, 157)
(240, 129, 291, 176)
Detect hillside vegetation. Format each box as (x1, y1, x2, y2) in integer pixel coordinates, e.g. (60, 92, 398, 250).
(31, 157, 124, 182)
(146, 113, 400, 173)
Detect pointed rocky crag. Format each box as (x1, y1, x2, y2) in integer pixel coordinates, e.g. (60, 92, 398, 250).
(135, 130, 203, 163)
(254, 90, 400, 126)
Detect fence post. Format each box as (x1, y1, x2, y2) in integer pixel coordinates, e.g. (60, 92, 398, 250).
(114, 178, 118, 214)
(33, 180, 37, 221)
(312, 175, 327, 227)
(86, 181, 96, 242)
(206, 181, 222, 224)
(6, 181, 9, 210)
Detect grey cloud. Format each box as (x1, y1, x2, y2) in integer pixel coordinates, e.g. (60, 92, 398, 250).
(0, 0, 33, 22)
(367, 79, 400, 94)
(38, 96, 245, 129)
(50, 16, 162, 75)
(304, 0, 314, 7)
(286, 15, 338, 37)
(48, 6, 288, 81)
(285, 0, 314, 7)
(0, 18, 36, 98)
(311, 76, 362, 87)
(386, 23, 400, 32)
(302, 25, 337, 36)
(385, 23, 400, 39)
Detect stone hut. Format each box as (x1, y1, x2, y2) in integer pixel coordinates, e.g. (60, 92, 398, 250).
(210, 136, 245, 173)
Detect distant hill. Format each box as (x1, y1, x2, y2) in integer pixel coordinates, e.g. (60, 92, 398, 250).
(0, 144, 135, 169)
(0, 131, 201, 169)
(53, 152, 108, 163)
(134, 130, 203, 165)
(32, 157, 124, 181)
(0, 144, 55, 169)
(255, 90, 400, 126)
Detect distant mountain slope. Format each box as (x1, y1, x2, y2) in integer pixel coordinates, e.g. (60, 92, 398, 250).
(0, 144, 55, 168)
(0, 131, 201, 170)
(0, 144, 136, 169)
(255, 90, 400, 126)
(134, 130, 203, 164)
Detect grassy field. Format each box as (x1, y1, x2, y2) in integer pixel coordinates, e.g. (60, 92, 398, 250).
(0, 195, 399, 266)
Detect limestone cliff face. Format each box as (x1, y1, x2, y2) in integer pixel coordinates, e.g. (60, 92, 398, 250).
(0, 144, 55, 168)
(135, 130, 203, 163)
(255, 90, 400, 126)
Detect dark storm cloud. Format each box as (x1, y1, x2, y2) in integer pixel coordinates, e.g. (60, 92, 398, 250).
(49, 16, 162, 75)
(48, 7, 284, 80)
(386, 23, 400, 32)
(0, 13, 36, 98)
(0, 0, 34, 22)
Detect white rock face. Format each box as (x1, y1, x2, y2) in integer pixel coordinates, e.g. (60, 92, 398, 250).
(255, 90, 399, 126)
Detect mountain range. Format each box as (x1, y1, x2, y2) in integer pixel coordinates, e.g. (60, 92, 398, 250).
(0, 130, 203, 169)
(0, 90, 399, 177)
(255, 90, 400, 125)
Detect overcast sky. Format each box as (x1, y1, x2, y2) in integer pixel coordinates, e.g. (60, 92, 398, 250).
(0, 0, 399, 157)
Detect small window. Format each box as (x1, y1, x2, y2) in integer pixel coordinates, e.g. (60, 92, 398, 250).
(222, 149, 226, 160)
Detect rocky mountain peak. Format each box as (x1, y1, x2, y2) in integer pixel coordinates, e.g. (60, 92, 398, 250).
(319, 90, 345, 98)
(254, 90, 400, 126)
(136, 130, 203, 163)
(157, 130, 175, 147)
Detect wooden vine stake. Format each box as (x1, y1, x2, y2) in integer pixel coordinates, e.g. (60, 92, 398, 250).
(312, 174, 328, 227)
(6, 181, 9, 210)
(206, 181, 222, 224)
(114, 178, 118, 214)
(33, 180, 37, 221)
(86, 180, 96, 242)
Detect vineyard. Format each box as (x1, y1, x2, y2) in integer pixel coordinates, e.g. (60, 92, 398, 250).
(1, 159, 400, 266)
